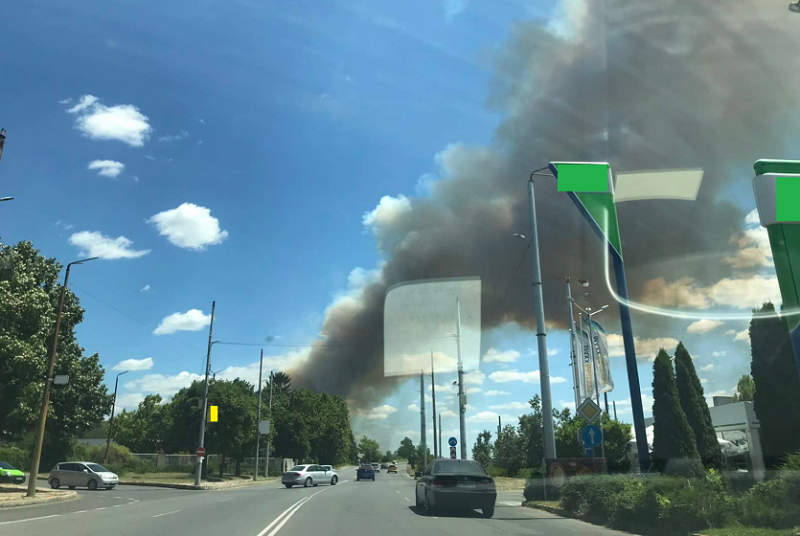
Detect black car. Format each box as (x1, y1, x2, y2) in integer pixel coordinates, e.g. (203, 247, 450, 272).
(415, 459, 496, 517)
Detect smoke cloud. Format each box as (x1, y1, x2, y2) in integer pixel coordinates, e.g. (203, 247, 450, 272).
(290, 0, 800, 409)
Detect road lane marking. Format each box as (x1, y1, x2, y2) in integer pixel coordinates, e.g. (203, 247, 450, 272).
(112, 504, 123, 508)
(74, 510, 88, 514)
(218, 497, 233, 503)
(152, 510, 181, 518)
(404, 497, 410, 502)
(501, 501, 520, 506)
(114, 496, 124, 499)
(395, 490, 400, 494)
(0, 515, 60, 526)
(93, 507, 107, 511)
(256, 489, 327, 536)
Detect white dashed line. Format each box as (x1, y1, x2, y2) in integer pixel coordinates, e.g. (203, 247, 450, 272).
(404, 497, 410, 502)
(93, 507, 107, 511)
(0, 514, 60, 526)
(218, 497, 233, 503)
(74, 510, 88, 514)
(112, 504, 123, 508)
(152, 510, 181, 518)
(114, 496, 124, 499)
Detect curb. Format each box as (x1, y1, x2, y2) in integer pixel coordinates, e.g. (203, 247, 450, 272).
(117, 478, 280, 491)
(0, 489, 77, 509)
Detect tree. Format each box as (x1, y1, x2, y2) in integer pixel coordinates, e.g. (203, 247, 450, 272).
(269, 372, 292, 396)
(0, 241, 112, 466)
(358, 436, 381, 463)
(517, 395, 544, 468)
(651, 349, 702, 475)
(472, 430, 493, 468)
(750, 302, 800, 467)
(552, 409, 632, 473)
(733, 374, 755, 402)
(412, 443, 431, 468)
(396, 436, 415, 461)
(112, 395, 173, 453)
(494, 424, 524, 476)
(674, 342, 725, 470)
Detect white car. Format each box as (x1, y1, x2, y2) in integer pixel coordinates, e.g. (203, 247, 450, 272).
(281, 464, 338, 488)
(49, 462, 118, 490)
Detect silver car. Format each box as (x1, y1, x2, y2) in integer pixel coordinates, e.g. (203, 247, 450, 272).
(281, 464, 338, 488)
(49, 461, 119, 490)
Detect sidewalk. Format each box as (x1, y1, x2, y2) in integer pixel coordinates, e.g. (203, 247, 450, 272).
(0, 483, 77, 508)
(34, 474, 280, 491)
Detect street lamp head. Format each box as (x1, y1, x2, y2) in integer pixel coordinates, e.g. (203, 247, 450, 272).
(0, 197, 14, 202)
(790, 1, 800, 12)
(600, 304, 609, 311)
(579, 279, 589, 287)
(117, 370, 130, 377)
(511, 233, 527, 239)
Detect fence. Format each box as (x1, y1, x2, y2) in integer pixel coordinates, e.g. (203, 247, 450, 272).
(131, 453, 290, 472)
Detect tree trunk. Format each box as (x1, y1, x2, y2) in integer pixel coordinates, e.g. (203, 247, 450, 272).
(235, 458, 241, 477)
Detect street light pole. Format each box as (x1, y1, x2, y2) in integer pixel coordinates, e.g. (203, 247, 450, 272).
(455, 299, 467, 460)
(195, 301, 216, 486)
(420, 372, 427, 468)
(104, 370, 129, 463)
(430, 351, 437, 459)
(254, 349, 263, 481)
(527, 177, 557, 460)
(264, 372, 273, 478)
(27, 256, 98, 497)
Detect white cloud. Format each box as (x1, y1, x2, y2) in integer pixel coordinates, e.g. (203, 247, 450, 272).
(641, 275, 781, 310)
(54, 220, 74, 231)
(68, 231, 150, 259)
(699, 364, 715, 372)
(211, 350, 310, 386)
(712, 351, 727, 357)
(148, 203, 228, 250)
(362, 195, 411, 232)
(140, 284, 150, 292)
(734, 329, 749, 343)
(113, 357, 154, 371)
(614, 393, 655, 414)
(113, 392, 145, 411)
(144, 155, 156, 160)
(68, 95, 152, 146)
(442, 0, 467, 20)
(153, 309, 211, 335)
(125, 371, 203, 397)
(489, 401, 529, 410)
(440, 410, 457, 418)
(559, 400, 576, 412)
(483, 348, 520, 363)
(158, 131, 189, 142)
(59, 98, 73, 105)
(725, 330, 736, 336)
(547, 348, 561, 356)
(88, 159, 125, 177)
(701, 378, 709, 385)
(489, 369, 567, 384)
(606, 334, 679, 361)
(687, 319, 723, 334)
(464, 370, 485, 386)
(485, 390, 510, 396)
(360, 404, 397, 420)
(467, 411, 515, 423)
(466, 387, 482, 394)
(407, 403, 420, 412)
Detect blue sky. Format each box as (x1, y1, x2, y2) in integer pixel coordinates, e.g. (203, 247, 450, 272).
(0, 0, 781, 454)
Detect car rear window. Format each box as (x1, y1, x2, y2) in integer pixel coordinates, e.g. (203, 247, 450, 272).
(289, 466, 307, 472)
(434, 461, 488, 475)
(0, 462, 14, 469)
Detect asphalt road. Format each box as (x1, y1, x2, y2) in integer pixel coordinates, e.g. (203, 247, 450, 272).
(0, 464, 624, 536)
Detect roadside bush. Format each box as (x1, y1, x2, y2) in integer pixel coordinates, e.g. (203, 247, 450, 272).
(0, 446, 29, 470)
(524, 472, 558, 502)
(516, 467, 535, 480)
(485, 465, 505, 478)
(738, 473, 800, 529)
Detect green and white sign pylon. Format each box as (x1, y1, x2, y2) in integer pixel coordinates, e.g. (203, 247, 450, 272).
(752, 159, 800, 377)
(548, 161, 649, 472)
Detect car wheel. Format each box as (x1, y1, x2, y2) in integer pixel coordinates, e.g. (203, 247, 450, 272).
(50, 478, 60, 489)
(482, 507, 495, 518)
(0, 475, 8, 484)
(304, 477, 312, 488)
(88, 480, 98, 491)
(68, 486, 76, 490)
(331, 476, 338, 485)
(356, 477, 360, 481)
(284, 484, 293, 488)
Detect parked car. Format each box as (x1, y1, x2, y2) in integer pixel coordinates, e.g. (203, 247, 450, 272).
(49, 462, 118, 490)
(387, 464, 398, 474)
(415, 460, 496, 518)
(356, 463, 375, 481)
(0, 461, 26, 484)
(380, 463, 388, 469)
(281, 464, 338, 488)
(371, 462, 381, 473)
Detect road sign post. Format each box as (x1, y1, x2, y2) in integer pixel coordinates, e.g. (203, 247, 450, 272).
(549, 161, 650, 472)
(752, 160, 800, 377)
(196, 446, 206, 458)
(450, 446, 457, 459)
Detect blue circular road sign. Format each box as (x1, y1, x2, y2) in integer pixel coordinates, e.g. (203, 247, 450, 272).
(581, 425, 603, 448)
(448, 437, 457, 447)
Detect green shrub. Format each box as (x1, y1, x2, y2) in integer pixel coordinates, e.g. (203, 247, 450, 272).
(779, 450, 800, 471)
(486, 465, 505, 478)
(738, 475, 800, 529)
(0, 446, 29, 471)
(516, 467, 535, 480)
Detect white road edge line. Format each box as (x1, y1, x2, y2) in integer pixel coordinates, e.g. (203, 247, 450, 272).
(93, 507, 107, 511)
(0, 514, 60, 526)
(256, 489, 327, 536)
(152, 510, 181, 518)
(404, 497, 410, 502)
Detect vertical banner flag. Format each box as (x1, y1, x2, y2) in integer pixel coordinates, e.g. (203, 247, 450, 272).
(578, 316, 595, 398)
(572, 328, 588, 400)
(591, 320, 614, 393)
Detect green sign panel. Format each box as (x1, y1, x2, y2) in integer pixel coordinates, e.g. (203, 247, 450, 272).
(557, 163, 610, 193)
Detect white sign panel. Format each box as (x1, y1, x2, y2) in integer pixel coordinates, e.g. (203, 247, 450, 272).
(258, 420, 271, 435)
(383, 277, 481, 377)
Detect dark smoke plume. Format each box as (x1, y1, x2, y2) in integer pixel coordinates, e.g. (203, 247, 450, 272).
(291, 0, 800, 409)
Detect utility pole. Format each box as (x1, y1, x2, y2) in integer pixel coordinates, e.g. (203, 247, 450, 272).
(254, 349, 263, 481)
(27, 257, 98, 498)
(497, 415, 501, 438)
(420, 372, 427, 468)
(430, 351, 437, 459)
(105, 370, 129, 463)
(527, 178, 556, 460)
(456, 299, 467, 460)
(438, 414, 442, 457)
(613, 400, 617, 421)
(265, 371, 274, 478)
(566, 277, 582, 410)
(195, 301, 216, 486)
